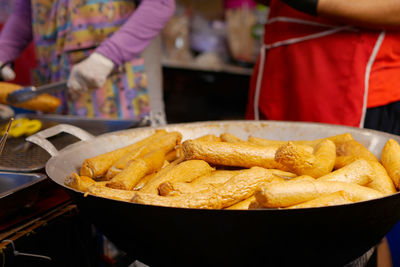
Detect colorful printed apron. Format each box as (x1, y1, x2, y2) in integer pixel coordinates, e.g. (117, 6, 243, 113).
(31, 0, 150, 119)
(246, 0, 384, 127)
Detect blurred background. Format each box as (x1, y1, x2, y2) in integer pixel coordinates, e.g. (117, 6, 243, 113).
(0, 0, 269, 123)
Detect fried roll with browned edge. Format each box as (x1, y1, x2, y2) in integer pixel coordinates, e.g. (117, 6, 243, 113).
(275, 140, 336, 178)
(364, 161, 397, 195)
(132, 166, 276, 209)
(182, 140, 288, 170)
(105, 131, 182, 179)
(65, 173, 96, 192)
(381, 138, 400, 190)
(286, 191, 353, 209)
(334, 139, 378, 169)
(80, 130, 167, 178)
(255, 180, 383, 208)
(317, 159, 374, 186)
(87, 183, 136, 202)
(106, 150, 166, 190)
(140, 159, 214, 195)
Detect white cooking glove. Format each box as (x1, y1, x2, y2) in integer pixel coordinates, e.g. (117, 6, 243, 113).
(67, 52, 114, 98)
(0, 62, 15, 81)
(149, 110, 167, 126)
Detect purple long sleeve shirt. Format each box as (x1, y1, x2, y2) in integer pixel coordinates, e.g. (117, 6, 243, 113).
(0, 0, 175, 66)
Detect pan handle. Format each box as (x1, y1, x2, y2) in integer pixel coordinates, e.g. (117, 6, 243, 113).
(26, 123, 94, 157)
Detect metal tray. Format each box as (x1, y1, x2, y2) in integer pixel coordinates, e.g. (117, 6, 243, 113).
(0, 172, 47, 219)
(21, 113, 150, 136)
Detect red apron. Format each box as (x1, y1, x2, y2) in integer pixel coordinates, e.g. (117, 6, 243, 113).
(246, 0, 385, 127)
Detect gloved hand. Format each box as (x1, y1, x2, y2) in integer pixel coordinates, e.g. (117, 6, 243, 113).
(67, 52, 114, 98)
(0, 62, 16, 81)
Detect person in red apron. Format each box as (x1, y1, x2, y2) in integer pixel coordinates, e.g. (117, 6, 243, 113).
(247, 0, 400, 127)
(247, 0, 400, 266)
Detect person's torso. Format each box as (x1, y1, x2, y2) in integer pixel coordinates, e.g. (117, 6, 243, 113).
(248, 0, 399, 126)
(30, 0, 150, 119)
(369, 31, 400, 108)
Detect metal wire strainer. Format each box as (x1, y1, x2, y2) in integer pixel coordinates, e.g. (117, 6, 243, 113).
(0, 134, 80, 172)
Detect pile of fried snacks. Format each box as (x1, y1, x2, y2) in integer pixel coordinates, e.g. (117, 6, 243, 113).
(65, 130, 400, 209)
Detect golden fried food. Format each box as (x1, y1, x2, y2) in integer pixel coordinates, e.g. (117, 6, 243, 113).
(139, 159, 213, 194)
(160, 168, 249, 197)
(366, 161, 397, 195)
(75, 128, 399, 210)
(65, 173, 96, 192)
(317, 159, 374, 186)
(0, 82, 61, 113)
(157, 160, 216, 196)
(195, 134, 221, 142)
(182, 140, 288, 169)
(191, 170, 240, 185)
(165, 147, 182, 162)
(322, 133, 354, 145)
(164, 135, 219, 162)
(106, 150, 166, 190)
(381, 138, 400, 190)
(80, 129, 167, 178)
(334, 140, 378, 169)
(248, 200, 264, 209)
(159, 181, 218, 196)
(275, 140, 336, 178)
(105, 131, 182, 179)
(255, 180, 383, 208)
(227, 176, 287, 210)
(271, 169, 297, 180)
(248, 133, 353, 148)
(286, 191, 353, 209)
(132, 190, 217, 209)
(133, 172, 157, 191)
(220, 133, 250, 144)
(87, 183, 136, 202)
(132, 167, 276, 209)
(247, 137, 288, 147)
(168, 160, 214, 183)
(138, 158, 183, 192)
(288, 175, 315, 182)
(226, 195, 255, 210)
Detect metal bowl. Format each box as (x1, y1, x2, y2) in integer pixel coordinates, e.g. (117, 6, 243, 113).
(27, 120, 400, 267)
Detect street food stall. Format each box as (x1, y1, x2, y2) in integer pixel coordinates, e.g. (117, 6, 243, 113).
(1, 119, 399, 266)
(0, 0, 400, 267)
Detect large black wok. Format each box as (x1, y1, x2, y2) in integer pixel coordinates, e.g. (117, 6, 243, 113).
(27, 121, 400, 267)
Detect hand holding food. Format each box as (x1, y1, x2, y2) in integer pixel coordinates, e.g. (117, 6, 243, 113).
(67, 53, 114, 99)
